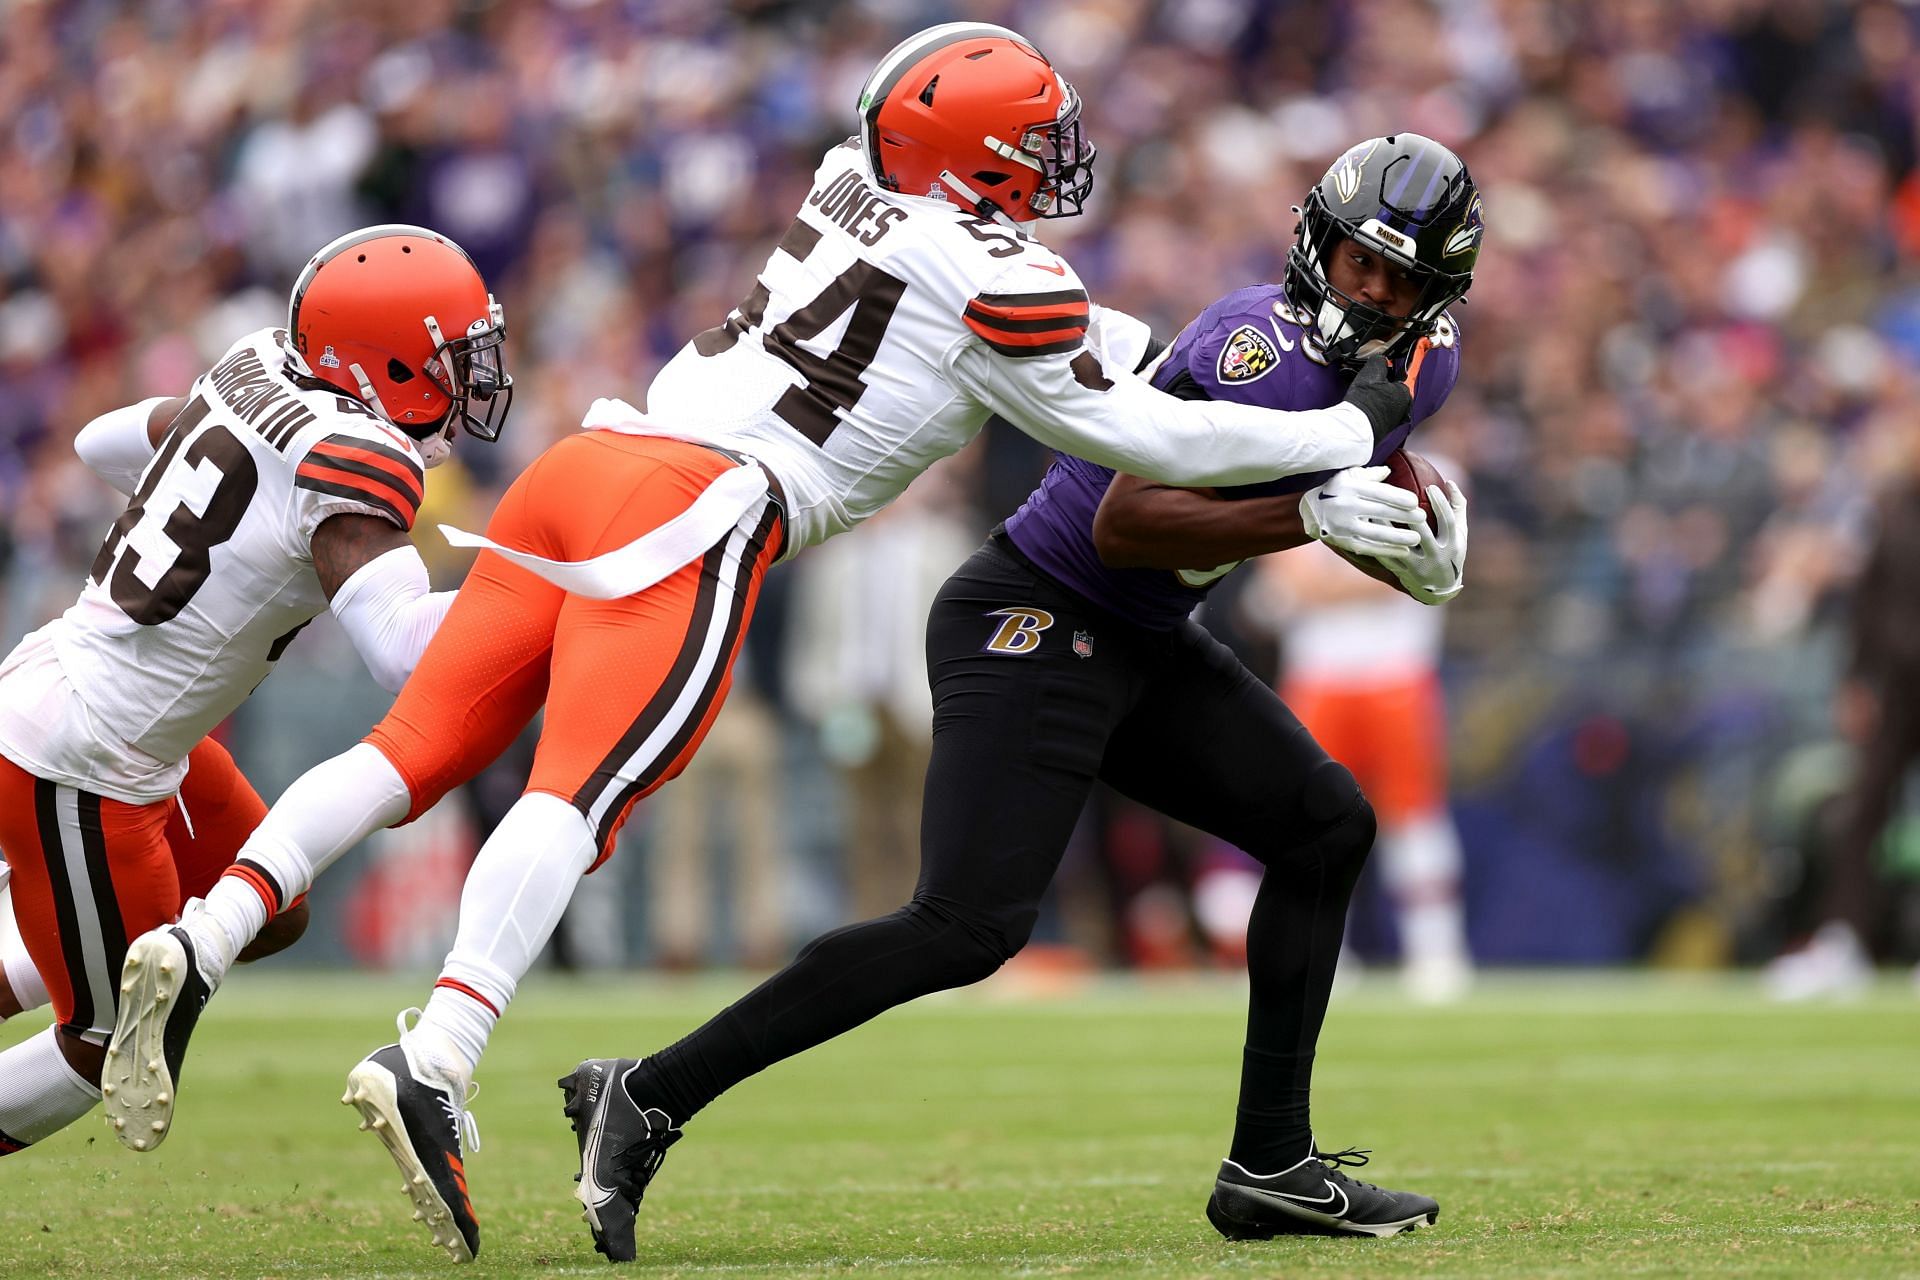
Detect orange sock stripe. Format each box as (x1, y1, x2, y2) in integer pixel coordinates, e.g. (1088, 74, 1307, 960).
(220, 864, 279, 916)
(433, 978, 500, 1018)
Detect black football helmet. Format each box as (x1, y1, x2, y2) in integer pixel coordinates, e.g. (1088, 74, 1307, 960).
(1285, 134, 1482, 367)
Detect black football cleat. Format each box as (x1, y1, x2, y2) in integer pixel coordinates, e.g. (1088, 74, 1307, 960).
(104, 923, 215, 1152)
(1207, 1146, 1439, 1239)
(343, 1029, 483, 1263)
(560, 1058, 683, 1262)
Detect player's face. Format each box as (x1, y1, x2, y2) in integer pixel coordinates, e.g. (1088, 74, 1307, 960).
(1326, 236, 1420, 319)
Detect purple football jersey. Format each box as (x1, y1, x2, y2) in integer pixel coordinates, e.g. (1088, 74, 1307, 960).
(1003, 283, 1460, 630)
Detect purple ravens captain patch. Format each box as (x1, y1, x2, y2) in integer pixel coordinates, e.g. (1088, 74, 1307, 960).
(1217, 324, 1280, 384)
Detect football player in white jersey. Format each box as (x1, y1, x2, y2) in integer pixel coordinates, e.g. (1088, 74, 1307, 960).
(0, 224, 509, 1161)
(110, 22, 1416, 1262)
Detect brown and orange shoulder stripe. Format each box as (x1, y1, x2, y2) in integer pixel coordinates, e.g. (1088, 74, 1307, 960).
(295, 433, 425, 530)
(963, 288, 1089, 358)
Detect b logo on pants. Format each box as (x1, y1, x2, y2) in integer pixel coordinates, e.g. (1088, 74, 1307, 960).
(982, 607, 1055, 655)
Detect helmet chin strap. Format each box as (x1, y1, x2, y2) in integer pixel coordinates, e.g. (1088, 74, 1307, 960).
(938, 170, 1024, 230)
(346, 361, 394, 421)
(348, 358, 452, 467)
(411, 424, 453, 469)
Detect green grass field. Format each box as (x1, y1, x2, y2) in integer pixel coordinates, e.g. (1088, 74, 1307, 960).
(2, 972, 1916, 1278)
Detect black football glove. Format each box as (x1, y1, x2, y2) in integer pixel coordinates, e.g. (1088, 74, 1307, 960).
(1341, 354, 1412, 443)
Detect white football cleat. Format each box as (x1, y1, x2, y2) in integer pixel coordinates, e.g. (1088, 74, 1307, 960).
(344, 1012, 482, 1262)
(1765, 921, 1871, 1002)
(104, 915, 218, 1151)
(1402, 950, 1473, 1005)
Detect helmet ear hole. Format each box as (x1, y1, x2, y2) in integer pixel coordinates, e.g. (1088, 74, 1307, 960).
(387, 358, 415, 384)
(971, 171, 1011, 187)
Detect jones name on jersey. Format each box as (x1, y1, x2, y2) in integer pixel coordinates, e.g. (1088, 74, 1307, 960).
(0, 327, 426, 801)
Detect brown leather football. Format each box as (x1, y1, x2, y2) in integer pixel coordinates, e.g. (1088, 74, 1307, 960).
(1384, 448, 1447, 522)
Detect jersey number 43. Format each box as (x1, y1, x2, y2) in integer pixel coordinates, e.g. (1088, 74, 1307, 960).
(89, 397, 258, 626)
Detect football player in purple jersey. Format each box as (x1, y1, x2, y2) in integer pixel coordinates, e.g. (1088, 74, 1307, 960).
(571, 135, 1479, 1244)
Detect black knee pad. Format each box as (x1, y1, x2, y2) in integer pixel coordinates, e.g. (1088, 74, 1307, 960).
(1303, 760, 1375, 865)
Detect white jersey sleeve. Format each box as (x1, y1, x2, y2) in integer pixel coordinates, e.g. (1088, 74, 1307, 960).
(944, 256, 1374, 488)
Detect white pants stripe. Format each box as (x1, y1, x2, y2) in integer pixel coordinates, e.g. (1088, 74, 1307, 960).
(579, 497, 770, 843)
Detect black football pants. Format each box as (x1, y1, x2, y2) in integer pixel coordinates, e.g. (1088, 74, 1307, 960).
(634, 536, 1377, 1169)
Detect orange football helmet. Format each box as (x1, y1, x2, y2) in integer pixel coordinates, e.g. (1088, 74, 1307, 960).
(288, 225, 512, 461)
(858, 22, 1095, 223)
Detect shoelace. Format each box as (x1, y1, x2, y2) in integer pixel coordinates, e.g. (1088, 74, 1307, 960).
(1314, 1146, 1371, 1168)
(438, 1087, 482, 1155)
(608, 1118, 682, 1192)
(1314, 1145, 1385, 1192)
(396, 1008, 482, 1155)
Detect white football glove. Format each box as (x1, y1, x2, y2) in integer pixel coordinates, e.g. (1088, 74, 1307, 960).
(1298, 466, 1424, 560)
(1383, 480, 1469, 605)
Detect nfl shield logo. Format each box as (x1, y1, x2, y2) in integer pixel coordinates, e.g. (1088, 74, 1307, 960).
(1072, 630, 1093, 659)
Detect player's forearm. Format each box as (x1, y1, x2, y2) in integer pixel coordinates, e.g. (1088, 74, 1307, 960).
(958, 347, 1379, 487)
(328, 547, 452, 692)
(1063, 382, 1376, 486)
(74, 396, 178, 495)
(1093, 485, 1310, 569)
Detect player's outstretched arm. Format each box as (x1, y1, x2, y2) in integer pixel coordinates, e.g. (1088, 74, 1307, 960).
(953, 339, 1409, 489)
(73, 394, 186, 495)
(312, 513, 455, 692)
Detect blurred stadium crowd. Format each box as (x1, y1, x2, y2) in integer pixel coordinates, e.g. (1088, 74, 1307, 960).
(3, 0, 1919, 974)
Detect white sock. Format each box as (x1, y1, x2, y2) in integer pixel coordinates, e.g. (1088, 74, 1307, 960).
(0, 1029, 101, 1152)
(1379, 814, 1470, 965)
(1, 936, 48, 1018)
(194, 743, 411, 981)
(412, 793, 596, 1076)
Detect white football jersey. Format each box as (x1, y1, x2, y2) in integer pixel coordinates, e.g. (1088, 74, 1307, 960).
(0, 327, 427, 802)
(639, 143, 1377, 555)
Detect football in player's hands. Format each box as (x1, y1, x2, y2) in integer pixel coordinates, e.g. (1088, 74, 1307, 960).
(1333, 448, 1449, 586)
(1382, 448, 1447, 525)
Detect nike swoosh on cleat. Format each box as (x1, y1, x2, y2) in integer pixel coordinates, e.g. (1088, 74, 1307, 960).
(1254, 1179, 1350, 1219)
(578, 1086, 616, 1208)
(1028, 261, 1067, 275)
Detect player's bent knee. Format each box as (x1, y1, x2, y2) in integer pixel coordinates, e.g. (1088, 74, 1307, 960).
(936, 929, 1010, 989)
(1303, 759, 1376, 866)
(904, 896, 1022, 989)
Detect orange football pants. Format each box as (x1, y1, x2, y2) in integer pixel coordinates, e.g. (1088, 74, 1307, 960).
(364, 432, 783, 866)
(0, 736, 266, 1042)
(1281, 672, 1449, 827)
